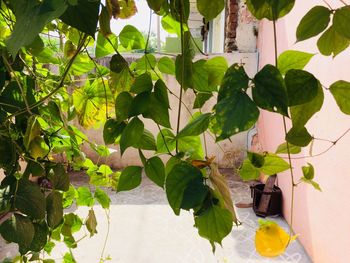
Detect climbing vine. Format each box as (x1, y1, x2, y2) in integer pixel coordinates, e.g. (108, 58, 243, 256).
(0, 0, 350, 262)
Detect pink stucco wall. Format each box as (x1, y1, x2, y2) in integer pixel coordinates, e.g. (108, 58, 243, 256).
(257, 1, 350, 262)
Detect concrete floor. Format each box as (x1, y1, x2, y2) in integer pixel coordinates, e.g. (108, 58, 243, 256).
(0, 171, 312, 263)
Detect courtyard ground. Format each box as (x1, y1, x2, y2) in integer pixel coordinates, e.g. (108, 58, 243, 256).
(1, 170, 311, 263)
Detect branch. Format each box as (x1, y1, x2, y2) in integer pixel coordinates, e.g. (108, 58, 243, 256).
(5, 34, 88, 120)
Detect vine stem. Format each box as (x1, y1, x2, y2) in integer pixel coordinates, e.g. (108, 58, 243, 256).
(175, 0, 185, 153)
(272, 20, 296, 242)
(2, 55, 32, 114)
(286, 127, 350, 160)
(322, 0, 333, 10)
(5, 34, 88, 120)
(85, 47, 109, 119)
(100, 209, 111, 262)
(144, 9, 153, 56)
(339, 0, 348, 6)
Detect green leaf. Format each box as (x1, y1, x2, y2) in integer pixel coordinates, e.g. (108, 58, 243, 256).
(44, 241, 55, 255)
(333, 6, 350, 39)
(29, 136, 49, 160)
(247, 152, 265, 168)
(60, 0, 100, 37)
(15, 179, 46, 219)
(192, 60, 210, 92)
(161, 15, 188, 36)
(76, 186, 94, 207)
(86, 209, 97, 237)
(218, 64, 249, 101)
(277, 50, 315, 75)
(285, 69, 318, 106)
(0, 214, 34, 254)
(205, 56, 228, 90)
(165, 156, 182, 175)
(119, 25, 145, 50)
(158, 57, 175, 75)
(0, 80, 37, 114)
(120, 117, 144, 154)
(0, 186, 11, 214)
(129, 92, 151, 117)
(47, 163, 70, 191)
(135, 54, 157, 73)
(246, 0, 295, 20)
(7, 0, 67, 56)
(99, 5, 112, 37)
(26, 35, 45, 56)
(317, 26, 350, 57)
(95, 33, 118, 58)
(302, 163, 314, 180)
(253, 65, 288, 116)
(0, 136, 17, 173)
(63, 185, 76, 208)
(181, 179, 209, 210)
(46, 191, 63, 228)
(146, 0, 163, 12)
(178, 136, 204, 160)
(29, 223, 48, 252)
(286, 126, 313, 147)
(177, 113, 211, 138)
(175, 32, 195, 89)
(103, 119, 126, 144)
(94, 145, 110, 157)
(115, 92, 133, 122)
(23, 116, 41, 151)
(166, 161, 203, 215)
(89, 164, 112, 187)
(276, 142, 301, 154)
(175, 54, 193, 90)
(296, 6, 331, 42)
(300, 177, 322, 191)
(215, 92, 259, 141)
(145, 156, 166, 188)
(130, 73, 153, 94)
(197, 0, 225, 21)
(136, 129, 157, 151)
(260, 153, 290, 176)
(194, 204, 233, 245)
(63, 251, 77, 263)
(156, 129, 176, 153)
(143, 94, 171, 128)
(330, 80, 350, 115)
(194, 93, 212, 109)
(154, 80, 170, 109)
(290, 84, 324, 129)
(239, 159, 261, 181)
(110, 54, 129, 74)
(63, 213, 83, 235)
(94, 187, 111, 209)
(117, 166, 142, 192)
(70, 54, 95, 76)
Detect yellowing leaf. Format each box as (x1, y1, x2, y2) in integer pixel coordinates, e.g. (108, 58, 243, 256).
(255, 220, 297, 258)
(73, 79, 113, 129)
(209, 163, 237, 224)
(86, 209, 97, 237)
(107, 0, 120, 19)
(29, 136, 49, 160)
(118, 0, 137, 19)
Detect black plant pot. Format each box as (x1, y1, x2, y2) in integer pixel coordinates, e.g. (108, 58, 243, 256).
(250, 183, 282, 217)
